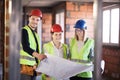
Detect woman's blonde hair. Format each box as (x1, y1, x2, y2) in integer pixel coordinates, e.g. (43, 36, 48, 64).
(75, 29, 85, 41)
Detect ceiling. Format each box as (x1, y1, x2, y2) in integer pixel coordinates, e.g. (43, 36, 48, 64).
(22, 0, 120, 7)
(22, 0, 62, 7)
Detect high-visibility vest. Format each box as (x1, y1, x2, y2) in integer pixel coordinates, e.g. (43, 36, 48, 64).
(42, 41, 68, 80)
(43, 41, 68, 59)
(70, 37, 94, 78)
(20, 26, 40, 66)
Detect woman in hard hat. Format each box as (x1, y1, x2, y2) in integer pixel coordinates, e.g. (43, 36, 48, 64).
(20, 9, 47, 80)
(69, 19, 94, 80)
(43, 24, 68, 80)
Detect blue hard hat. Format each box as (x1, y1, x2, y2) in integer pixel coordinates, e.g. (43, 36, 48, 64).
(74, 19, 87, 30)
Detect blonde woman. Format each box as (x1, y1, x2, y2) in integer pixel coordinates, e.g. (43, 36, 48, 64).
(69, 19, 94, 80)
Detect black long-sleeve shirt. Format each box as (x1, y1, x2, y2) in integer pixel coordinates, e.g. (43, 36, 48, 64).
(21, 28, 35, 56)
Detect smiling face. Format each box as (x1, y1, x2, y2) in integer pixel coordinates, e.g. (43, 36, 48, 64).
(52, 32, 62, 42)
(75, 28, 85, 41)
(28, 16, 41, 30)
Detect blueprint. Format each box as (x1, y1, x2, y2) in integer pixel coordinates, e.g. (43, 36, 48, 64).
(36, 54, 93, 79)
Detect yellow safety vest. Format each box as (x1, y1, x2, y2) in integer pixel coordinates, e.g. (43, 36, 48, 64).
(43, 41, 67, 59)
(42, 41, 68, 80)
(20, 26, 40, 66)
(70, 37, 94, 78)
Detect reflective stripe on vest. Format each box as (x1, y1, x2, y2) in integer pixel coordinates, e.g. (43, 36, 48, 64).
(20, 26, 40, 66)
(20, 55, 35, 61)
(71, 59, 91, 63)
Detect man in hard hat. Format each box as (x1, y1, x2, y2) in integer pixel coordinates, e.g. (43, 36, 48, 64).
(43, 24, 69, 80)
(20, 9, 47, 80)
(69, 19, 94, 80)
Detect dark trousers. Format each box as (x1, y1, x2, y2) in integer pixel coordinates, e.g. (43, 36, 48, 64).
(70, 76, 92, 80)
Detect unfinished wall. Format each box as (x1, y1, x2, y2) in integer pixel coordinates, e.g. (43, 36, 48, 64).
(65, 2, 94, 44)
(103, 46, 120, 80)
(42, 13, 52, 43)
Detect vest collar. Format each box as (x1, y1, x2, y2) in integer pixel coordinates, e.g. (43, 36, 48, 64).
(51, 41, 62, 49)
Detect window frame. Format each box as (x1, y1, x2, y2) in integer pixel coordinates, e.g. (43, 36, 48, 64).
(102, 4, 120, 47)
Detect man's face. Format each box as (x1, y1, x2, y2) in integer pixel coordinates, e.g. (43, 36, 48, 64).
(28, 16, 41, 29)
(52, 32, 62, 42)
